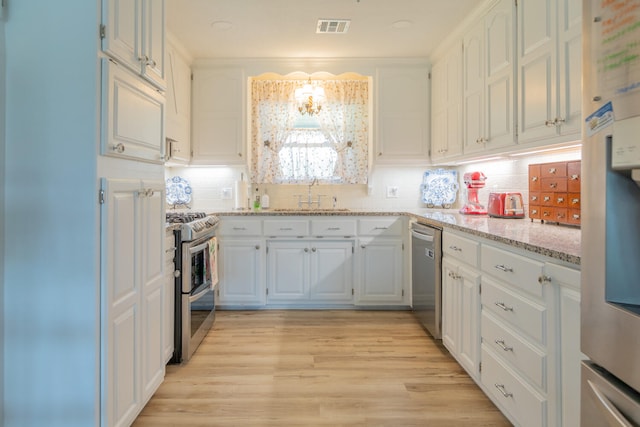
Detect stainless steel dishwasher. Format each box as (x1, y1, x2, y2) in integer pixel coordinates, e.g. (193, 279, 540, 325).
(411, 222, 442, 339)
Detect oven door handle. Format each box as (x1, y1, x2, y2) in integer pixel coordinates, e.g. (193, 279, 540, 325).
(188, 284, 212, 303)
(188, 241, 210, 255)
(411, 230, 434, 242)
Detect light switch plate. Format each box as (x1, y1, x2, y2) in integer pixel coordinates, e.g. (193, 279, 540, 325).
(386, 186, 399, 198)
(221, 187, 232, 200)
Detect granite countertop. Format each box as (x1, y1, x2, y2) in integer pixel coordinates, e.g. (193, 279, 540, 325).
(210, 208, 581, 266)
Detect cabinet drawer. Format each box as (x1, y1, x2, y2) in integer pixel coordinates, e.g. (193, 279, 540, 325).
(529, 192, 540, 205)
(529, 206, 541, 219)
(480, 244, 545, 299)
(358, 218, 403, 236)
(218, 219, 262, 236)
(482, 311, 546, 390)
(540, 162, 567, 178)
(540, 192, 554, 206)
(481, 346, 546, 427)
(311, 219, 357, 237)
(567, 161, 581, 192)
(528, 164, 541, 191)
(540, 177, 567, 192)
(443, 232, 479, 267)
(568, 209, 581, 225)
(568, 192, 581, 208)
(481, 278, 546, 344)
(264, 220, 309, 237)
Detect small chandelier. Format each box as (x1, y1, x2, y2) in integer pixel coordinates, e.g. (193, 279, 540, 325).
(294, 77, 325, 116)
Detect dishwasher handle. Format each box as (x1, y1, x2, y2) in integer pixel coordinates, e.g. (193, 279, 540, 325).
(411, 229, 435, 242)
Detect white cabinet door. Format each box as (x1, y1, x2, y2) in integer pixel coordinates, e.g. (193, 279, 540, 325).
(218, 239, 264, 306)
(267, 241, 309, 302)
(310, 241, 354, 302)
(357, 238, 404, 304)
(442, 256, 480, 379)
(101, 178, 165, 427)
(375, 66, 430, 163)
(165, 37, 191, 164)
(102, 0, 166, 90)
(101, 59, 166, 164)
(102, 179, 141, 427)
(191, 67, 246, 165)
(431, 42, 463, 161)
(140, 180, 165, 403)
(517, 0, 581, 144)
(463, 18, 486, 156)
(163, 230, 176, 363)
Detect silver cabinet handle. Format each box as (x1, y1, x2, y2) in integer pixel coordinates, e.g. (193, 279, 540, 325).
(233, 227, 246, 231)
(360, 245, 366, 249)
(113, 143, 125, 153)
(572, 198, 580, 204)
(495, 302, 514, 312)
(255, 245, 260, 250)
(374, 227, 388, 230)
(570, 174, 580, 180)
(494, 265, 513, 273)
(449, 245, 462, 252)
(279, 227, 293, 231)
(312, 248, 316, 252)
(495, 339, 513, 352)
(548, 167, 557, 174)
(531, 176, 538, 182)
(304, 248, 309, 252)
(328, 227, 341, 231)
(448, 271, 461, 280)
(538, 275, 551, 284)
(495, 384, 513, 398)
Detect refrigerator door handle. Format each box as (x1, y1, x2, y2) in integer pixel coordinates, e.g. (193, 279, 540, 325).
(587, 379, 634, 427)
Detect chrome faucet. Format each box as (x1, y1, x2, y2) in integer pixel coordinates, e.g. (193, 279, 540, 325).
(296, 178, 324, 209)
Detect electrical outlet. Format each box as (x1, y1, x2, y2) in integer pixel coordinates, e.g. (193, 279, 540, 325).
(221, 187, 233, 200)
(386, 186, 399, 198)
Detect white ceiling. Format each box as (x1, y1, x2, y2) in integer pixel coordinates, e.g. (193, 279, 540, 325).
(166, 0, 482, 60)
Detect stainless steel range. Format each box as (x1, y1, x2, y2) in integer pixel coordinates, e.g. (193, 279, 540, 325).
(166, 211, 219, 363)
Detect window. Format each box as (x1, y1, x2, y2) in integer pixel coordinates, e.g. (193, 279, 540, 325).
(250, 76, 369, 184)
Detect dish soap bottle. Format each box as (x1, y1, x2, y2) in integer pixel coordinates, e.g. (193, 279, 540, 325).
(261, 188, 270, 210)
(253, 187, 261, 211)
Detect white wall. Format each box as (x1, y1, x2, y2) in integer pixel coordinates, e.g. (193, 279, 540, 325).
(166, 146, 581, 212)
(3, 2, 100, 426)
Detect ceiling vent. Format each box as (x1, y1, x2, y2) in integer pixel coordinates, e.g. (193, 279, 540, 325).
(316, 19, 351, 34)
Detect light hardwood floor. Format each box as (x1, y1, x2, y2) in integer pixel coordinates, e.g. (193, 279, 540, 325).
(133, 310, 511, 426)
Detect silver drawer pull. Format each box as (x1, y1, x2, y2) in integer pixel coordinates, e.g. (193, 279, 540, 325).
(279, 227, 293, 231)
(328, 227, 341, 230)
(448, 271, 461, 280)
(233, 227, 246, 230)
(548, 167, 557, 174)
(572, 198, 580, 204)
(495, 384, 513, 398)
(570, 174, 580, 180)
(494, 264, 513, 273)
(495, 339, 513, 352)
(374, 227, 389, 230)
(538, 275, 551, 284)
(495, 302, 514, 312)
(449, 245, 462, 252)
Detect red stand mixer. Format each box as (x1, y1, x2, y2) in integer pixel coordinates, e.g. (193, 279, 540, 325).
(459, 171, 487, 215)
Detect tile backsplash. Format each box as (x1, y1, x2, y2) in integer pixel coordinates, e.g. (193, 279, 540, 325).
(166, 146, 581, 213)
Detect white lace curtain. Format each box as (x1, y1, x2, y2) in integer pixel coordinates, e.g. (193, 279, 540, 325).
(250, 78, 369, 184)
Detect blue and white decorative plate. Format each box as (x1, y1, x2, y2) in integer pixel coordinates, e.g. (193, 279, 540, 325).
(166, 176, 192, 205)
(420, 169, 459, 208)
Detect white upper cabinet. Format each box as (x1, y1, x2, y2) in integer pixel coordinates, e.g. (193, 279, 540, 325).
(191, 67, 246, 165)
(102, 0, 166, 91)
(165, 35, 191, 164)
(463, 0, 515, 156)
(431, 41, 463, 162)
(375, 65, 430, 164)
(101, 59, 166, 164)
(517, 0, 581, 144)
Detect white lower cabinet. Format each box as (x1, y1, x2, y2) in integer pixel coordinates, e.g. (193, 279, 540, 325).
(356, 238, 404, 304)
(442, 229, 581, 426)
(101, 178, 165, 427)
(218, 238, 265, 307)
(267, 240, 354, 305)
(163, 229, 176, 363)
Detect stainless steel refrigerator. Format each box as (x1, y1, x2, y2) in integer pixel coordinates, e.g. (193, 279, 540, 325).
(581, 1, 640, 425)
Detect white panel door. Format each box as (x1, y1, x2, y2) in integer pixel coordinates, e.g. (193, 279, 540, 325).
(267, 241, 309, 302)
(557, 0, 582, 138)
(309, 241, 353, 302)
(218, 239, 264, 305)
(458, 263, 481, 379)
(102, 0, 142, 74)
(140, 0, 166, 90)
(140, 180, 165, 402)
(442, 257, 460, 355)
(463, 19, 485, 155)
(102, 179, 141, 427)
(358, 239, 403, 303)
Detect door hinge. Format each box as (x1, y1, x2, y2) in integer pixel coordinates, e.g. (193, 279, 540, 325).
(266, 288, 269, 295)
(99, 24, 106, 40)
(352, 246, 355, 254)
(428, 72, 432, 80)
(479, 284, 482, 294)
(98, 189, 105, 205)
(402, 289, 405, 297)
(266, 246, 269, 254)
(479, 362, 482, 373)
(402, 243, 405, 251)
(352, 288, 354, 296)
